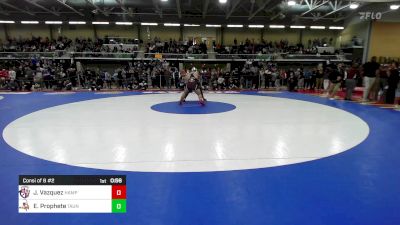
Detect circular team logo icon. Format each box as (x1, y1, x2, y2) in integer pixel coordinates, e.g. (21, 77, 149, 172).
(19, 199, 29, 212)
(19, 186, 30, 199)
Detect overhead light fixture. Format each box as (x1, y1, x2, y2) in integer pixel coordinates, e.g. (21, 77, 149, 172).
(290, 25, 306, 29)
(349, 3, 359, 9)
(161, 0, 168, 1)
(164, 23, 180, 26)
(184, 24, 200, 27)
(92, 21, 109, 25)
(219, 0, 227, 3)
(0, 20, 14, 24)
(390, 4, 399, 10)
(21, 21, 39, 24)
(141, 22, 158, 26)
(206, 24, 221, 27)
(269, 25, 285, 28)
(116, 22, 133, 25)
(310, 26, 325, 29)
(329, 26, 344, 30)
(248, 25, 264, 28)
(69, 21, 86, 24)
(288, 0, 296, 6)
(45, 21, 63, 24)
(227, 24, 243, 28)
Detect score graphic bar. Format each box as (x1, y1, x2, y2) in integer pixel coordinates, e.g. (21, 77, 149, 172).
(18, 175, 126, 213)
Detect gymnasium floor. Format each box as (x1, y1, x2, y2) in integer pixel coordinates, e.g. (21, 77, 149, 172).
(1, 91, 399, 225)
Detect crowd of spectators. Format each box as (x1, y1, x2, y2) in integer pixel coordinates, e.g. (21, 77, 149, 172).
(0, 56, 398, 104)
(1, 36, 337, 57)
(0, 36, 398, 104)
(0, 58, 181, 91)
(0, 36, 139, 54)
(215, 37, 337, 55)
(215, 39, 290, 54)
(145, 38, 207, 55)
(0, 37, 72, 52)
(73, 37, 140, 53)
(0, 58, 74, 91)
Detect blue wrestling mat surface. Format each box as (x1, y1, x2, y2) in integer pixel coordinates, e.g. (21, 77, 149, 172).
(0, 91, 399, 225)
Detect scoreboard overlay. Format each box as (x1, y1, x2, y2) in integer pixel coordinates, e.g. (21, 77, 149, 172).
(18, 175, 126, 213)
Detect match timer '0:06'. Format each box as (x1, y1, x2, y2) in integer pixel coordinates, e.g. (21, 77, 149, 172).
(110, 178, 123, 184)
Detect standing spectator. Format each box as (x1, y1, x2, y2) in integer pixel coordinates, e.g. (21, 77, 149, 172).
(243, 64, 252, 89)
(271, 67, 279, 89)
(315, 68, 324, 91)
(345, 63, 359, 101)
(386, 62, 399, 104)
(259, 68, 265, 88)
(323, 66, 331, 93)
(309, 68, 316, 90)
(287, 71, 297, 92)
(304, 69, 312, 90)
(251, 64, 260, 89)
(157, 68, 164, 89)
(43, 69, 52, 89)
(104, 71, 112, 89)
(369, 67, 382, 102)
(264, 69, 271, 89)
(151, 68, 157, 88)
(378, 65, 388, 101)
(170, 67, 178, 88)
(164, 67, 172, 89)
(274, 68, 281, 90)
(280, 69, 287, 86)
(327, 65, 343, 99)
(121, 68, 127, 89)
(78, 71, 86, 88)
(16, 66, 24, 91)
(296, 68, 304, 89)
(179, 69, 187, 90)
(8, 67, 16, 82)
(67, 68, 77, 88)
(210, 68, 218, 89)
(117, 70, 124, 89)
(223, 70, 231, 89)
(362, 56, 380, 102)
(230, 68, 239, 89)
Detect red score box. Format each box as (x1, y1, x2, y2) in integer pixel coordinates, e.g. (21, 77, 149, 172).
(112, 185, 126, 199)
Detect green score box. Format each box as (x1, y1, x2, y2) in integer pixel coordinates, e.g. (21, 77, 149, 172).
(112, 199, 126, 213)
